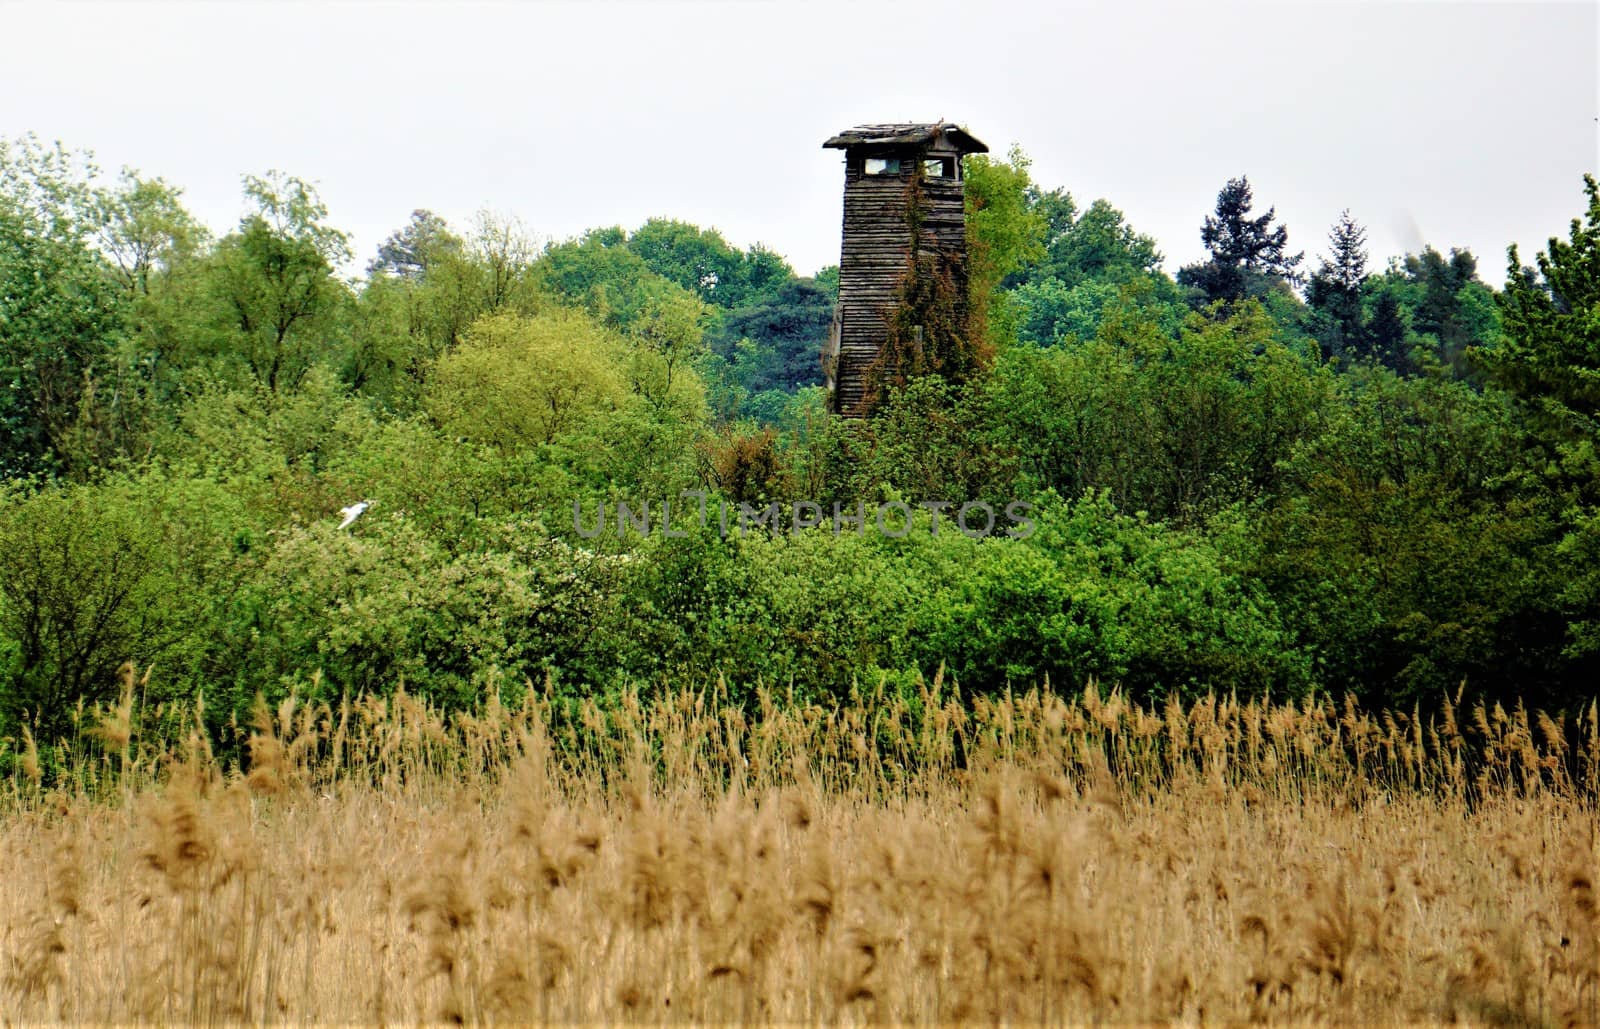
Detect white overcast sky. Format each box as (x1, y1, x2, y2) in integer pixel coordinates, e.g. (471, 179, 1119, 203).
(1, 0, 1595, 280)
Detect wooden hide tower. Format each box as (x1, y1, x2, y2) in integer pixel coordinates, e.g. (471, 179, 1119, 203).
(822, 121, 988, 416)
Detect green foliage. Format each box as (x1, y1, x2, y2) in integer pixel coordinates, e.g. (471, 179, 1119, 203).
(232, 515, 622, 711)
(0, 472, 247, 739)
(1010, 275, 1186, 348)
(705, 277, 832, 396)
(963, 147, 1047, 348)
(1488, 175, 1600, 428)
(1485, 175, 1600, 662)
(964, 148, 1048, 301)
(609, 494, 1303, 704)
(199, 172, 353, 392)
(625, 218, 792, 309)
(842, 377, 1015, 505)
(1178, 176, 1304, 305)
(1255, 367, 1573, 706)
(988, 301, 1336, 522)
(425, 309, 627, 448)
(0, 137, 129, 475)
(903, 494, 1306, 700)
(1306, 210, 1370, 364)
(1020, 189, 1164, 289)
(5, 134, 1600, 745)
(369, 208, 461, 280)
(625, 285, 712, 418)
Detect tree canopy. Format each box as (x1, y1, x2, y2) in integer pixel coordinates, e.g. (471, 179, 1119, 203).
(0, 131, 1595, 754)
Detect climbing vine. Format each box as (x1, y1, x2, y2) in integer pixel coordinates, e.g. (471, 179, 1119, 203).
(858, 168, 992, 414)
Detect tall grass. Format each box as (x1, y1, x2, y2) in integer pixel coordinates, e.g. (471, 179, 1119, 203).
(3, 671, 1597, 1022)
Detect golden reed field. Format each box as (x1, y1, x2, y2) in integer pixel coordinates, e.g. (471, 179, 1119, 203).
(2, 669, 1598, 1025)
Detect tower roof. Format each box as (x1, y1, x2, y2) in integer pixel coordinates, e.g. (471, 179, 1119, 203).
(822, 121, 988, 154)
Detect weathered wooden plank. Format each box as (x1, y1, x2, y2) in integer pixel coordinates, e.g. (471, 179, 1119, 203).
(825, 127, 978, 416)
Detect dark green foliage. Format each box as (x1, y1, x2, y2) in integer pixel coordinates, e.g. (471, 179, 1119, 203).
(1177, 176, 1305, 305)
(705, 277, 832, 394)
(1401, 247, 1495, 377)
(1484, 175, 1600, 660)
(1307, 210, 1370, 363)
(1488, 174, 1600, 427)
(987, 301, 1336, 522)
(1353, 247, 1498, 379)
(1365, 290, 1414, 374)
(1251, 368, 1576, 705)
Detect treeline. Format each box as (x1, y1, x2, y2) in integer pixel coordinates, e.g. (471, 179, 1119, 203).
(0, 132, 1596, 751)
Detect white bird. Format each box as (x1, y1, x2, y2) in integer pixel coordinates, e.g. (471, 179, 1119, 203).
(337, 500, 373, 530)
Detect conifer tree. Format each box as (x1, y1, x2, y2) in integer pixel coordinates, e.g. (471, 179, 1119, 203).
(1177, 176, 1304, 304)
(1308, 210, 1370, 361)
(1488, 174, 1600, 427)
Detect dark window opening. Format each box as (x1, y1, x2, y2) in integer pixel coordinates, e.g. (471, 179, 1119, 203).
(922, 157, 956, 179)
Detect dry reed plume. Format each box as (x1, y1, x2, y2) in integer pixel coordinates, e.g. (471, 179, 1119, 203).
(2, 673, 1597, 1023)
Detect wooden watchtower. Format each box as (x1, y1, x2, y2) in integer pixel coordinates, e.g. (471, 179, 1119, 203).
(821, 121, 988, 416)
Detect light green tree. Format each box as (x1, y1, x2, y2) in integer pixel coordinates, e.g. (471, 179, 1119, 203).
(963, 145, 1047, 347)
(627, 284, 710, 417)
(425, 309, 627, 448)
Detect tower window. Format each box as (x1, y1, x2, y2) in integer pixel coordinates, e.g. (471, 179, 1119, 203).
(863, 157, 903, 176)
(922, 157, 956, 178)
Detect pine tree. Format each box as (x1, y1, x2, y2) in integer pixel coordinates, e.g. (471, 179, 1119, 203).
(1489, 173, 1600, 427)
(1177, 176, 1305, 304)
(1321, 210, 1368, 291)
(1308, 210, 1370, 362)
(1484, 174, 1600, 659)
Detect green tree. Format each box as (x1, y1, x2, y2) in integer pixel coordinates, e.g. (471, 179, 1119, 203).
(1256, 368, 1571, 707)
(1490, 175, 1600, 429)
(205, 172, 353, 391)
(627, 218, 739, 304)
(1177, 176, 1304, 305)
(1307, 209, 1370, 363)
(95, 170, 206, 298)
(0, 475, 244, 742)
(626, 284, 711, 418)
(425, 309, 628, 448)
(369, 208, 461, 280)
(1404, 247, 1495, 376)
(532, 228, 696, 334)
(470, 210, 542, 314)
(989, 301, 1334, 522)
(1486, 175, 1600, 663)
(707, 277, 832, 396)
(0, 137, 127, 474)
(1020, 189, 1163, 289)
(963, 146, 1047, 346)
